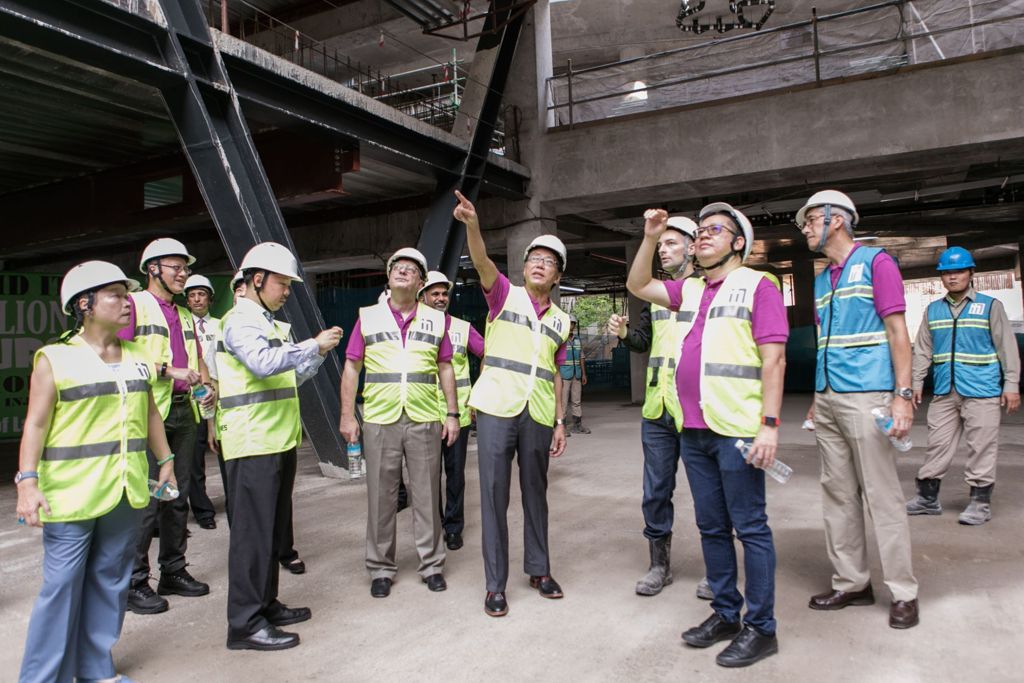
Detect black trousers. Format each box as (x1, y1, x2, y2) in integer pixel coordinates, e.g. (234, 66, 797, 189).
(188, 419, 216, 524)
(226, 449, 298, 638)
(440, 428, 471, 535)
(132, 399, 197, 584)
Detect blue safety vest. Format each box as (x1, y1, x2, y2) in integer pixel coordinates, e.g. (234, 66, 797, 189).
(814, 246, 895, 392)
(927, 293, 1002, 398)
(559, 337, 583, 381)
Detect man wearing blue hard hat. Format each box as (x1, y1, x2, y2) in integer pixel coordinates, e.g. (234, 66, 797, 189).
(906, 246, 1020, 525)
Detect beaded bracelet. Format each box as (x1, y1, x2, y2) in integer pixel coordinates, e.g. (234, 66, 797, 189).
(157, 454, 175, 466)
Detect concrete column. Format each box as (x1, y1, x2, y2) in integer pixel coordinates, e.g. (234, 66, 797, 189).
(791, 257, 817, 329)
(625, 239, 648, 405)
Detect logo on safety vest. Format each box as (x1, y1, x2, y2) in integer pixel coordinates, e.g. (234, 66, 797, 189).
(968, 302, 985, 316)
(451, 331, 463, 344)
(551, 317, 563, 333)
(728, 288, 748, 304)
(848, 263, 865, 283)
(420, 318, 434, 332)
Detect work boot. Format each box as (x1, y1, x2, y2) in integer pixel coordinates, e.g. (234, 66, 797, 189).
(958, 484, 993, 526)
(905, 478, 942, 515)
(636, 535, 673, 596)
(574, 416, 591, 434)
(695, 576, 713, 600)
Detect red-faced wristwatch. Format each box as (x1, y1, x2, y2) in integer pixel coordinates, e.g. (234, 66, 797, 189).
(761, 416, 780, 427)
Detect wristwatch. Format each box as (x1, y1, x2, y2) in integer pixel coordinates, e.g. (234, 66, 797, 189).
(896, 387, 914, 401)
(446, 411, 460, 418)
(555, 418, 566, 426)
(14, 471, 38, 485)
(761, 416, 780, 427)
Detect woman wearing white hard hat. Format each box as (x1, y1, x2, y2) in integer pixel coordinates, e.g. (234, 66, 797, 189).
(16, 261, 176, 683)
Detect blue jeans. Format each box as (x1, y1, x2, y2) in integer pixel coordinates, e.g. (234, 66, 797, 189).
(641, 413, 682, 540)
(680, 428, 776, 636)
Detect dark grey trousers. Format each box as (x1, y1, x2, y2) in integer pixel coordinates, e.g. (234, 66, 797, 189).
(476, 409, 553, 592)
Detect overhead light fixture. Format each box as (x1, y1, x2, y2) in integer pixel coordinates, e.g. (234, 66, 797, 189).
(879, 175, 1023, 202)
(560, 284, 585, 293)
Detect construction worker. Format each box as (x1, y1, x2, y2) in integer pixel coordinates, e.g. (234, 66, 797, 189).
(906, 247, 1020, 524)
(627, 204, 786, 668)
(608, 216, 712, 601)
(453, 190, 570, 618)
(119, 238, 215, 615)
(559, 315, 590, 435)
(340, 248, 460, 599)
(418, 270, 485, 551)
(219, 242, 342, 651)
(16, 261, 175, 683)
(798, 190, 920, 630)
(184, 274, 219, 530)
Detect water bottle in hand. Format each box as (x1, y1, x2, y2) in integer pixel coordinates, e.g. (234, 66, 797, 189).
(347, 442, 364, 481)
(192, 384, 216, 420)
(870, 407, 912, 452)
(735, 440, 792, 484)
(148, 479, 180, 501)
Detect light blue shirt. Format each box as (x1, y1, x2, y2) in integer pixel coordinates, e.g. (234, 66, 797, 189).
(221, 297, 324, 386)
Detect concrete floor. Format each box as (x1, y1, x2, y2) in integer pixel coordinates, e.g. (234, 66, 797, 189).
(1, 394, 1022, 682)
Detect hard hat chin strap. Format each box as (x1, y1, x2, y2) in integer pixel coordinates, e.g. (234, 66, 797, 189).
(151, 260, 177, 297)
(813, 205, 832, 253)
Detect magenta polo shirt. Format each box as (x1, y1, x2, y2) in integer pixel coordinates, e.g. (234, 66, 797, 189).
(345, 299, 453, 362)
(814, 244, 907, 323)
(118, 292, 201, 395)
(665, 274, 789, 430)
(482, 273, 568, 365)
(466, 321, 485, 358)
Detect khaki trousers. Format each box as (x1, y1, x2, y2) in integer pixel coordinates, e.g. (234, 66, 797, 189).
(814, 389, 918, 602)
(364, 413, 444, 579)
(919, 391, 1001, 487)
(561, 377, 583, 419)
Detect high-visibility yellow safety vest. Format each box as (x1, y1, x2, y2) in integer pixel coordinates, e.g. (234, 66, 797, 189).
(35, 335, 152, 522)
(677, 267, 778, 437)
(130, 291, 200, 423)
(360, 301, 445, 425)
(216, 309, 301, 460)
(436, 315, 473, 428)
(642, 302, 687, 431)
(469, 285, 571, 426)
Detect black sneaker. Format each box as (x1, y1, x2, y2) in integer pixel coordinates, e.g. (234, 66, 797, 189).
(681, 613, 742, 648)
(158, 567, 210, 597)
(127, 582, 169, 614)
(715, 625, 778, 668)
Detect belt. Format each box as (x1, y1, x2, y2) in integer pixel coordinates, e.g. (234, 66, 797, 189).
(171, 393, 192, 404)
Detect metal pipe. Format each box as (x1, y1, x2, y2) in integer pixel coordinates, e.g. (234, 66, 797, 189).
(566, 58, 574, 130)
(812, 6, 821, 86)
(221, 0, 228, 34)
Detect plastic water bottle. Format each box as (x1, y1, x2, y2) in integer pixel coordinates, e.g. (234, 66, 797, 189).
(192, 384, 215, 420)
(148, 479, 180, 501)
(870, 407, 913, 452)
(735, 440, 793, 484)
(347, 442, 364, 481)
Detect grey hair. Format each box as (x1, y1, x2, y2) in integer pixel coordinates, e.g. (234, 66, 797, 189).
(831, 207, 855, 237)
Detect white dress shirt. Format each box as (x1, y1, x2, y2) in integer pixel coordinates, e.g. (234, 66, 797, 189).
(221, 297, 324, 386)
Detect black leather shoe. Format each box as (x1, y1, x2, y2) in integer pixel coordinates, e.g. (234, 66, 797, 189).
(281, 558, 306, 575)
(370, 578, 392, 598)
(198, 518, 216, 530)
(808, 585, 874, 611)
(127, 582, 169, 615)
(528, 575, 563, 599)
(681, 613, 743, 648)
(889, 599, 919, 629)
(715, 625, 778, 668)
(266, 605, 312, 627)
(227, 625, 299, 651)
(158, 568, 210, 597)
(444, 532, 463, 550)
(423, 574, 447, 592)
(485, 591, 508, 617)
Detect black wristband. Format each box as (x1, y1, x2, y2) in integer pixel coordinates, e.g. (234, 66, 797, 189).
(446, 411, 460, 418)
(160, 362, 168, 377)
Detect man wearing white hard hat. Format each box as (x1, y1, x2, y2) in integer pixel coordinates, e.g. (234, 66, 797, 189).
(610, 215, 712, 600)
(119, 237, 215, 615)
(453, 191, 571, 618)
(628, 203, 787, 668)
(797, 190, 920, 630)
(183, 274, 220, 531)
(559, 314, 590, 435)
(219, 241, 342, 650)
(418, 270, 485, 552)
(340, 248, 460, 599)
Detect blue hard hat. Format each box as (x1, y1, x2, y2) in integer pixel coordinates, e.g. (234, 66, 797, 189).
(936, 246, 976, 271)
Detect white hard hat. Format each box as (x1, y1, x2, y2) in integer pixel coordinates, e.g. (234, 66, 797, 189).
(524, 234, 567, 271)
(386, 247, 428, 279)
(569, 314, 578, 324)
(665, 216, 698, 239)
(139, 238, 196, 273)
(699, 202, 755, 262)
(61, 261, 140, 314)
(417, 270, 453, 299)
(240, 242, 303, 282)
(796, 190, 860, 228)
(230, 270, 245, 291)
(184, 274, 215, 295)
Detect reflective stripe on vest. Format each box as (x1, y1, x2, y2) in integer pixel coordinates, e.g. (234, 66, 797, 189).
(436, 315, 473, 427)
(130, 291, 200, 422)
(676, 267, 775, 437)
(642, 302, 686, 430)
(35, 336, 152, 522)
(814, 247, 895, 392)
(927, 294, 1002, 398)
(216, 310, 301, 459)
(469, 285, 570, 426)
(360, 302, 445, 424)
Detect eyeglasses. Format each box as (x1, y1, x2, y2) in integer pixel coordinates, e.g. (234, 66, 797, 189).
(694, 224, 736, 238)
(800, 214, 826, 227)
(391, 264, 420, 276)
(158, 262, 191, 276)
(526, 255, 559, 268)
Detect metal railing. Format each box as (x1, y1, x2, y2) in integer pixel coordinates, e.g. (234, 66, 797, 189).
(547, 0, 1024, 128)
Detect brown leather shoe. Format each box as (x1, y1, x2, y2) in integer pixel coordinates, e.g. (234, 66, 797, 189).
(889, 599, 919, 629)
(808, 585, 875, 610)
